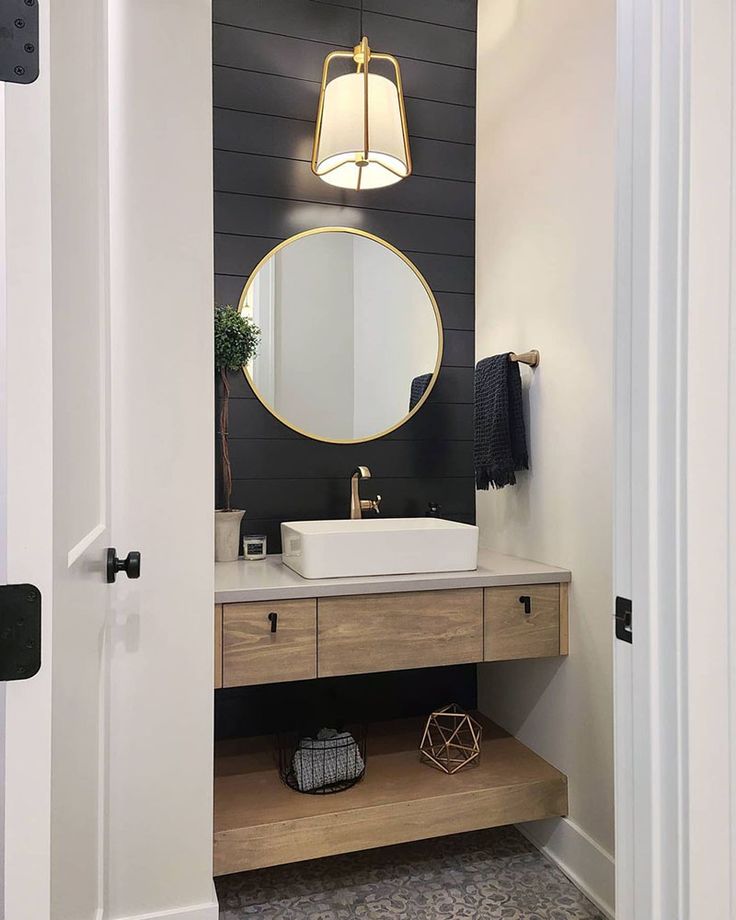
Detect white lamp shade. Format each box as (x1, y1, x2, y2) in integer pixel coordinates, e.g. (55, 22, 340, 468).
(315, 72, 409, 190)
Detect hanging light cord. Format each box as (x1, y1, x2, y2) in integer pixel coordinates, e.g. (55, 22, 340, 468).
(359, 0, 364, 40)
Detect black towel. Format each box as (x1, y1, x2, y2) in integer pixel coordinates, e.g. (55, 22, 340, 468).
(409, 373, 433, 410)
(474, 354, 529, 489)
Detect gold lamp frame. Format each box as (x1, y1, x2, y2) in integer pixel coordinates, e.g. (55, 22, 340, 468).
(311, 36, 412, 188)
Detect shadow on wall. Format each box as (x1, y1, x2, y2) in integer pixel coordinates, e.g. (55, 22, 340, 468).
(482, 0, 521, 51)
(478, 656, 565, 737)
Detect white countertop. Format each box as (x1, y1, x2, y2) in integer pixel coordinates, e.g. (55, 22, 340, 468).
(215, 548, 571, 604)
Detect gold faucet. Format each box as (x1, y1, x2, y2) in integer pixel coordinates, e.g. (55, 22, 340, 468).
(350, 466, 382, 519)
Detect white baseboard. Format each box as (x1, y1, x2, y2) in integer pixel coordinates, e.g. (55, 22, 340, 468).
(516, 817, 615, 919)
(111, 896, 218, 920)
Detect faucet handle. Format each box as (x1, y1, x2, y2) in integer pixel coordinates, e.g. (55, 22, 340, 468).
(371, 494, 382, 514)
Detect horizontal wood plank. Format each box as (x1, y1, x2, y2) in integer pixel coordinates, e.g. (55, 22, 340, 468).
(214, 715, 567, 874)
(214, 150, 474, 219)
(214, 233, 474, 293)
(363, 0, 477, 31)
(363, 10, 476, 68)
(212, 24, 476, 107)
(214, 190, 475, 256)
(213, 1, 476, 69)
(318, 588, 483, 677)
(230, 476, 475, 521)
(213, 64, 475, 142)
(226, 398, 474, 441)
(228, 438, 473, 481)
(214, 110, 476, 182)
(213, 0, 357, 44)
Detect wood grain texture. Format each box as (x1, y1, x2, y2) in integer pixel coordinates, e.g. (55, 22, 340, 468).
(484, 584, 561, 661)
(559, 581, 570, 655)
(215, 605, 223, 689)
(223, 599, 317, 687)
(213, 714, 567, 874)
(318, 589, 483, 677)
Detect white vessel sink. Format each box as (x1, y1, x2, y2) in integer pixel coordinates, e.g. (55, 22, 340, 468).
(280, 518, 479, 579)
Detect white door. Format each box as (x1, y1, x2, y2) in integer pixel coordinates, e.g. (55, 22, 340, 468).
(1, 2, 215, 919)
(1, 1, 110, 917)
(615, 1, 736, 918)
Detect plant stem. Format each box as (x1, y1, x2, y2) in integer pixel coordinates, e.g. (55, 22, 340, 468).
(219, 368, 232, 511)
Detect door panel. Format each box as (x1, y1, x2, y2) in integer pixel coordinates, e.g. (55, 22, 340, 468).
(49, 0, 110, 916)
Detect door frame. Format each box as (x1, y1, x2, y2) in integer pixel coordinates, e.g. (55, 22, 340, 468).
(0, 0, 55, 915)
(614, 0, 736, 917)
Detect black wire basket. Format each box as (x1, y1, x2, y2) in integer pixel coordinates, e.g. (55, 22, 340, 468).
(277, 725, 367, 795)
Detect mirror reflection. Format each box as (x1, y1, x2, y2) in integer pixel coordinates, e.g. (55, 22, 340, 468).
(240, 228, 442, 443)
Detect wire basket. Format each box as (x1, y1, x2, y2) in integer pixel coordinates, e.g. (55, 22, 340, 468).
(277, 725, 367, 795)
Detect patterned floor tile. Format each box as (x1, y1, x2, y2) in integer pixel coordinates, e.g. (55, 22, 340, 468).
(216, 826, 605, 919)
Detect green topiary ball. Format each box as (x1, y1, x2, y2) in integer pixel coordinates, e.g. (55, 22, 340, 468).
(214, 305, 260, 371)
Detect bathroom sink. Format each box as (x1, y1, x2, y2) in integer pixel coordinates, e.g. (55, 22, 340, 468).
(280, 518, 479, 579)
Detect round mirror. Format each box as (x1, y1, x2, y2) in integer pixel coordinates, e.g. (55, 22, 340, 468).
(239, 228, 443, 443)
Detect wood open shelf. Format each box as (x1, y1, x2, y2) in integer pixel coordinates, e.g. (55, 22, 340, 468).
(214, 714, 567, 876)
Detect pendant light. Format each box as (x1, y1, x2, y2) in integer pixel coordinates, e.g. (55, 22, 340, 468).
(311, 2, 412, 191)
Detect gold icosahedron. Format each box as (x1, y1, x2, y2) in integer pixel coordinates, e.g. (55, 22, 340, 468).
(419, 704, 482, 774)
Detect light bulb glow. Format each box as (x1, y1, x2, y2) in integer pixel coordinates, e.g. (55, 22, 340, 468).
(312, 42, 412, 191)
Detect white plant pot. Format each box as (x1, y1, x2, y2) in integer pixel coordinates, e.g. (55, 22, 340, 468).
(215, 509, 245, 562)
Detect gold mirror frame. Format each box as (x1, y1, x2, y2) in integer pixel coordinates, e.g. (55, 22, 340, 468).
(237, 227, 444, 445)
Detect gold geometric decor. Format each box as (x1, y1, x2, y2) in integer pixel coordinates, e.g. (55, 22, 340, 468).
(419, 704, 482, 774)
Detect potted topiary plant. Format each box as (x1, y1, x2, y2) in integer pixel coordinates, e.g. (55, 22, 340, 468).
(214, 304, 260, 562)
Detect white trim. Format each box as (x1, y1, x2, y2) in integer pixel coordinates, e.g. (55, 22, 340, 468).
(111, 899, 219, 920)
(517, 818, 615, 920)
(1, 0, 55, 913)
(614, 0, 691, 916)
(67, 522, 106, 568)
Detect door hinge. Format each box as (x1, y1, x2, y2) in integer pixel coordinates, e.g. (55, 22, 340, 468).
(0, 0, 39, 85)
(615, 596, 632, 644)
(0, 584, 41, 680)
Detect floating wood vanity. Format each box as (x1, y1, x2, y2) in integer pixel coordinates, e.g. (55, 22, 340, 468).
(213, 549, 571, 876)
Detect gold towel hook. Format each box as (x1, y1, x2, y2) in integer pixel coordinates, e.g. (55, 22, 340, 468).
(509, 349, 540, 367)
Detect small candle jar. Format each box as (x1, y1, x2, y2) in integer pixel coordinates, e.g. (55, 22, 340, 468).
(243, 534, 267, 561)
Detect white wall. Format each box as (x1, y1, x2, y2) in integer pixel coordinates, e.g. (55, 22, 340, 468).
(475, 1, 615, 914)
(353, 238, 437, 438)
(274, 233, 355, 440)
(107, 2, 216, 918)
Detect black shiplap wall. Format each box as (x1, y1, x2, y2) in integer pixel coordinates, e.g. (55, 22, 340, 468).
(213, 0, 477, 551)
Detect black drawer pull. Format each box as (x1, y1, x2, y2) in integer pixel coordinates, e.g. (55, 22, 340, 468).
(518, 595, 532, 615)
(268, 612, 278, 633)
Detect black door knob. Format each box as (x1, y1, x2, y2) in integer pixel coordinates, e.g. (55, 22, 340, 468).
(106, 548, 141, 583)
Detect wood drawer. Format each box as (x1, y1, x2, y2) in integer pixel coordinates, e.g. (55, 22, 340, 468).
(223, 599, 317, 687)
(318, 588, 483, 678)
(484, 584, 561, 661)
(215, 605, 223, 689)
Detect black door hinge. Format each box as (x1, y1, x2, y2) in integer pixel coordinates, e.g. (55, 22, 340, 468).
(0, 584, 41, 680)
(0, 0, 39, 85)
(615, 596, 632, 644)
